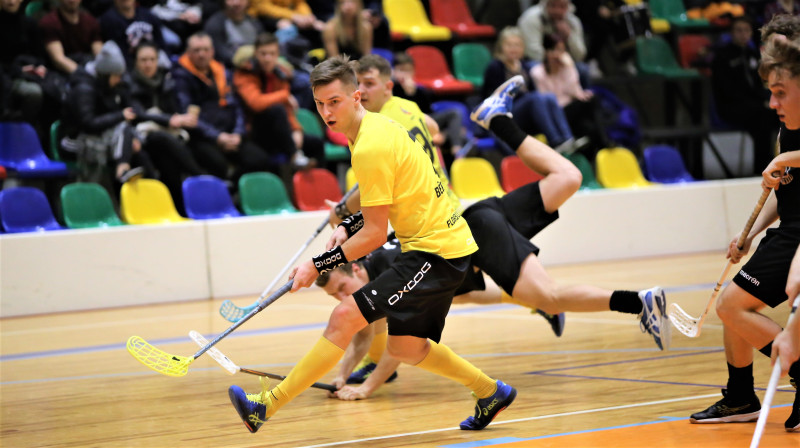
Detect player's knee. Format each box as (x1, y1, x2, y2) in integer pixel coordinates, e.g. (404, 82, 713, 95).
(329, 302, 367, 334)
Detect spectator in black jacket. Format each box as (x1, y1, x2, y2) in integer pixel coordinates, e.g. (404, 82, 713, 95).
(126, 41, 207, 212)
(1, 0, 46, 122)
(173, 32, 270, 181)
(99, 0, 166, 61)
(62, 40, 153, 189)
(203, 0, 263, 68)
(712, 16, 779, 175)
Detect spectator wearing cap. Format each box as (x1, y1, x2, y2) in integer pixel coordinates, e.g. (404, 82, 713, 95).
(61, 40, 154, 192)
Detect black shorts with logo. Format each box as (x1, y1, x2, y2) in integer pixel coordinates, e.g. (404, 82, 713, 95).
(733, 225, 800, 307)
(460, 182, 559, 294)
(353, 250, 470, 343)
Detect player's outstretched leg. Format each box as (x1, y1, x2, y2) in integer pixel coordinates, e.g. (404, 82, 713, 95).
(460, 380, 518, 430)
(638, 286, 670, 350)
(470, 75, 524, 130)
(228, 378, 273, 433)
(689, 388, 761, 423)
(535, 309, 566, 337)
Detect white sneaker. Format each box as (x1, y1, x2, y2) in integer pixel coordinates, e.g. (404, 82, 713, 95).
(470, 75, 524, 130)
(638, 286, 670, 350)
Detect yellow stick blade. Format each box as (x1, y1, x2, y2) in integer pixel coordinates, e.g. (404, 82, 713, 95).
(127, 336, 193, 377)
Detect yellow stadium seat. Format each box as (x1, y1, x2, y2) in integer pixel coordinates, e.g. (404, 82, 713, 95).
(383, 0, 452, 42)
(121, 178, 189, 224)
(450, 157, 505, 200)
(596, 147, 654, 189)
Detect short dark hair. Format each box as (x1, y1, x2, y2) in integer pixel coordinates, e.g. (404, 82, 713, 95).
(393, 52, 414, 67)
(357, 54, 392, 77)
(759, 15, 800, 80)
(133, 40, 160, 59)
(314, 261, 359, 287)
(254, 32, 279, 49)
(310, 55, 358, 91)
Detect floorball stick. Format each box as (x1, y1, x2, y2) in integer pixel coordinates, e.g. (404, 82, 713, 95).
(668, 186, 772, 337)
(750, 295, 800, 448)
(188, 331, 336, 391)
(219, 183, 359, 323)
(127, 281, 293, 377)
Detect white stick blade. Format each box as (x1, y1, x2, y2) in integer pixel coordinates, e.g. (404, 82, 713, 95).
(188, 330, 239, 375)
(667, 303, 701, 338)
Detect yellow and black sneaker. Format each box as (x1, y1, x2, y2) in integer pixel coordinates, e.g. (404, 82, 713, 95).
(689, 389, 760, 423)
(460, 380, 517, 430)
(228, 378, 271, 433)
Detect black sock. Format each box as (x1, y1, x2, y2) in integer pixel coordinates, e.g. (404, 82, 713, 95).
(790, 360, 800, 383)
(488, 116, 527, 151)
(609, 290, 643, 314)
(726, 363, 755, 398)
(759, 342, 772, 358)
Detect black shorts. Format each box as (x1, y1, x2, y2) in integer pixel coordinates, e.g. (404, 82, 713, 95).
(460, 182, 558, 294)
(733, 226, 800, 307)
(353, 250, 471, 343)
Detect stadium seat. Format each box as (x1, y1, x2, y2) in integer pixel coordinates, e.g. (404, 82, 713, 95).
(596, 147, 654, 188)
(383, 0, 452, 42)
(120, 178, 189, 224)
(643, 145, 696, 183)
(406, 46, 475, 95)
(649, 0, 709, 28)
(677, 34, 712, 76)
(429, 0, 495, 39)
(238, 172, 297, 215)
(0, 121, 69, 178)
(450, 157, 504, 199)
(452, 43, 492, 90)
(182, 175, 241, 219)
(0, 187, 65, 233)
(565, 152, 603, 190)
(292, 168, 342, 211)
(500, 155, 543, 192)
(296, 108, 349, 162)
(371, 47, 394, 65)
(60, 182, 125, 228)
(635, 36, 701, 78)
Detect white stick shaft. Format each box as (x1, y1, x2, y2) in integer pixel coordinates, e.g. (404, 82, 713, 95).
(750, 360, 783, 448)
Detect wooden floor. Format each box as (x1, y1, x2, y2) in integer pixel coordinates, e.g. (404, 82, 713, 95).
(2, 252, 798, 448)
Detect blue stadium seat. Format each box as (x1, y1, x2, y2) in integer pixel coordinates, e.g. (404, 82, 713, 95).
(0, 187, 65, 233)
(643, 145, 696, 183)
(0, 122, 69, 178)
(181, 175, 241, 219)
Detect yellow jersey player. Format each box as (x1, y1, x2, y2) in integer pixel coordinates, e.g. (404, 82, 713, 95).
(227, 55, 517, 433)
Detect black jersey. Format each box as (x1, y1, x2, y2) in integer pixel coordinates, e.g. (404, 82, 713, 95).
(362, 238, 401, 281)
(777, 125, 800, 228)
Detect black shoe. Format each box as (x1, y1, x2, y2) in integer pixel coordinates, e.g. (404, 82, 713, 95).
(689, 389, 760, 423)
(534, 309, 565, 337)
(459, 380, 517, 430)
(786, 379, 799, 432)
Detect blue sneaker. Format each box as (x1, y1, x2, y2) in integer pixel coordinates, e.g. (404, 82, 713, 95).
(460, 380, 517, 430)
(535, 309, 566, 337)
(639, 286, 670, 350)
(228, 383, 270, 433)
(470, 75, 524, 130)
(346, 361, 398, 384)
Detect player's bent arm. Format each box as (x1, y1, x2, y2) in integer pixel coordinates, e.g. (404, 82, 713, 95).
(331, 323, 375, 391)
(340, 205, 389, 261)
(337, 351, 402, 400)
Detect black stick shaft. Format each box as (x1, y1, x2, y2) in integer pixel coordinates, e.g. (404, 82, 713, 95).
(239, 367, 337, 392)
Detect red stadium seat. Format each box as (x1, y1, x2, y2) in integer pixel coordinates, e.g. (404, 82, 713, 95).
(500, 155, 543, 193)
(406, 46, 475, 95)
(429, 0, 496, 39)
(292, 168, 342, 211)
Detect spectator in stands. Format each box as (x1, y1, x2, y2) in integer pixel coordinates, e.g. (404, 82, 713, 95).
(39, 0, 103, 75)
(61, 41, 153, 187)
(204, 0, 264, 68)
(232, 33, 324, 173)
(362, 1, 390, 51)
(392, 52, 466, 159)
(1, 0, 47, 122)
(148, 0, 204, 48)
(466, 0, 522, 32)
(126, 41, 207, 213)
(483, 26, 585, 154)
(99, 0, 166, 60)
(763, 0, 800, 25)
(518, 0, 589, 86)
(533, 33, 611, 155)
(173, 32, 270, 181)
(712, 16, 778, 175)
(322, 0, 372, 61)
(248, 0, 324, 48)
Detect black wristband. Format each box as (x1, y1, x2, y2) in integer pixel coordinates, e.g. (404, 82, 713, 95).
(338, 211, 364, 238)
(334, 202, 352, 220)
(312, 246, 348, 275)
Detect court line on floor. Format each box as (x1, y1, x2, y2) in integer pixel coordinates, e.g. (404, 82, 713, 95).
(530, 372, 796, 394)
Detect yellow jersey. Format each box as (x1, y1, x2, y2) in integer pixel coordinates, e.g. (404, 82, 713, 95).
(351, 112, 476, 259)
(378, 96, 461, 212)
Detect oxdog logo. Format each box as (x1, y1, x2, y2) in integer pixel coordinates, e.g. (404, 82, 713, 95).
(314, 252, 342, 269)
(348, 218, 364, 234)
(388, 262, 432, 305)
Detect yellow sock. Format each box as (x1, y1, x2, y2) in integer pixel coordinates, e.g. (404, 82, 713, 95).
(268, 337, 344, 417)
(415, 341, 497, 399)
(500, 290, 534, 310)
(368, 331, 387, 362)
